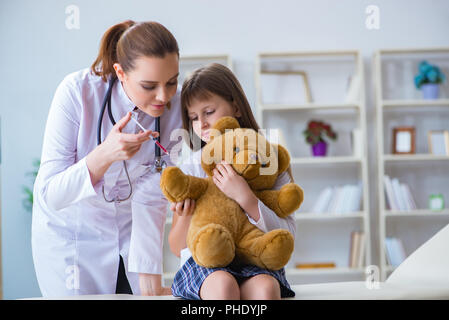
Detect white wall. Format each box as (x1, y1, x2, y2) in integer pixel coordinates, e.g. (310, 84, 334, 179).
(1, 0, 449, 299)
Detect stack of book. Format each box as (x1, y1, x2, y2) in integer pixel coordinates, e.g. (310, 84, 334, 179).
(311, 182, 363, 214)
(385, 237, 407, 267)
(383, 175, 417, 211)
(348, 231, 365, 268)
(295, 262, 336, 269)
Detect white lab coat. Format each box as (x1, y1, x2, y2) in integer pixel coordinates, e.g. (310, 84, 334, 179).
(31, 68, 183, 297)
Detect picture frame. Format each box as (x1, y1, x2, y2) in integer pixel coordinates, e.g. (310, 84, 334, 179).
(260, 70, 312, 104)
(392, 127, 415, 155)
(427, 130, 449, 156)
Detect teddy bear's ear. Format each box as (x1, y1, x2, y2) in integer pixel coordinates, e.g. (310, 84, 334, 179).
(212, 116, 241, 136)
(274, 144, 290, 174)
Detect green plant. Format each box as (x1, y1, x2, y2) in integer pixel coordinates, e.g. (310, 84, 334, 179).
(303, 120, 338, 145)
(414, 61, 446, 89)
(22, 158, 40, 212)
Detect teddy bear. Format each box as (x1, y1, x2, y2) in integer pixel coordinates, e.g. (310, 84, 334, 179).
(160, 116, 304, 270)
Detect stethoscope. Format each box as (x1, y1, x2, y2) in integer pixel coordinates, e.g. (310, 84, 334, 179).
(97, 76, 167, 203)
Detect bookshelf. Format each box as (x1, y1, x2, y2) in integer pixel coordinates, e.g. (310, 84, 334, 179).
(374, 47, 449, 281)
(162, 54, 233, 286)
(255, 50, 371, 285)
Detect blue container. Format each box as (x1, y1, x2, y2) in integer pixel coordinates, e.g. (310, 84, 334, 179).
(421, 83, 440, 100)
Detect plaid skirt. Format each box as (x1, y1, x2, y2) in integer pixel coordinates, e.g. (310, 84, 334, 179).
(171, 257, 295, 300)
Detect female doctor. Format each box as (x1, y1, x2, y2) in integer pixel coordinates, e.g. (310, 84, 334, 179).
(31, 20, 182, 297)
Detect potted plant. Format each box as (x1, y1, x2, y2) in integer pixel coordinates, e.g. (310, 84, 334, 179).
(414, 61, 446, 99)
(22, 158, 40, 212)
(303, 120, 338, 157)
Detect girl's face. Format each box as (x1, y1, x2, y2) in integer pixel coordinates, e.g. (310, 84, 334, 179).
(114, 53, 179, 118)
(187, 92, 242, 142)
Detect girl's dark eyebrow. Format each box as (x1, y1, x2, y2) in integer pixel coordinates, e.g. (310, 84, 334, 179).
(140, 73, 179, 84)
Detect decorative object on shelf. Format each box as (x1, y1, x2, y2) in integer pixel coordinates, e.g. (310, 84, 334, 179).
(427, 130, 449, 155)
(414, 61, 446, 100)
(303, 120, 338, 157)
(429, 194, 445, 211)
(22, 158, 40, 212)
(392, 127, 415, 155)
(261, 70, 312, 104)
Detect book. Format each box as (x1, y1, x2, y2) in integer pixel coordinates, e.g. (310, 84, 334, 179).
(385, 237, 407, 267)
(402, 183, 417, 210)
(391, 178, 406, 211)
(328, 187, 342, 214)
(311, 187, 333, 214)
(356, 232, 366, 268)
(348, 231, 357, 267)
(348, 231, 365, 268)
(384, 175, 398, 210)
(349, 231, 360, 268)
(311, 184, 363, 215)
(295, 262, 336, 269)
(352, 182, 363, 212)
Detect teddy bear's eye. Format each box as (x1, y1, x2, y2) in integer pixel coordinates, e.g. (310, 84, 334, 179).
(234, 147, 240, 153)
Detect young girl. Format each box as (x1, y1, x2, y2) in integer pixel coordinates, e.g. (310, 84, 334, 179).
(168, 63, 296, 300)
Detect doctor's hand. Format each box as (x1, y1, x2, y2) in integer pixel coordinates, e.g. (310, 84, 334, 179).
(102, 111, 159, 162)
(86, 112, 160, 186)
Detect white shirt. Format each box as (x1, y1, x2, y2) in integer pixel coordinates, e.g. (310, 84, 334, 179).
(31, 68, 183, 296)
(178, 149, 297, 267)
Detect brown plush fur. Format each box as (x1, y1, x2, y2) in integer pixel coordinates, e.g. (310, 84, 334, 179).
(160, 117, 304, 270)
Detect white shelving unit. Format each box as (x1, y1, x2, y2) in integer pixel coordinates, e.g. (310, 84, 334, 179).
(162, 54, 233, 286)
(374, 47, 449, 281)
(255, 50, 371, 285)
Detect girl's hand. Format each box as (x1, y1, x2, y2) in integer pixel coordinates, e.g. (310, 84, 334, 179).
(170, 198, 196, 217)
(101, 112, 159, 163)
(212, 161, 254, 205)
(213, 161, 260, 221)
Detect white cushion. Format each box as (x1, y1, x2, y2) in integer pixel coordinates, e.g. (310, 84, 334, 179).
(387, 223, 449, 286)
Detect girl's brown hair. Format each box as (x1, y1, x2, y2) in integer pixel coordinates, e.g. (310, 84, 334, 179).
(181, 63, 294, 181)
(181, 63, 260, 150)
(91, 20, 179, 82)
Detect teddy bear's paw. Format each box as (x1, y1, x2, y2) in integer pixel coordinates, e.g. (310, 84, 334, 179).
(258, 229, 294, 270)
(191, 223, 235, 268)
(278, 184, 304, 218)
(160, 166, 189, 202)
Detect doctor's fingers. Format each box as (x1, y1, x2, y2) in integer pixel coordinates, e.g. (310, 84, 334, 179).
(119, 131, 157, 145)
(115, 112, 133, 132)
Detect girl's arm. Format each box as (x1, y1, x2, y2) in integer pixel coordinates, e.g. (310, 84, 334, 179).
(167, 150, 203, 257)
(168, 199, 195, 257)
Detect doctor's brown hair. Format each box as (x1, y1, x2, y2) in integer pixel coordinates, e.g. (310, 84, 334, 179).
(181, 63, 294, 181)
(91, 20, 179, 82)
